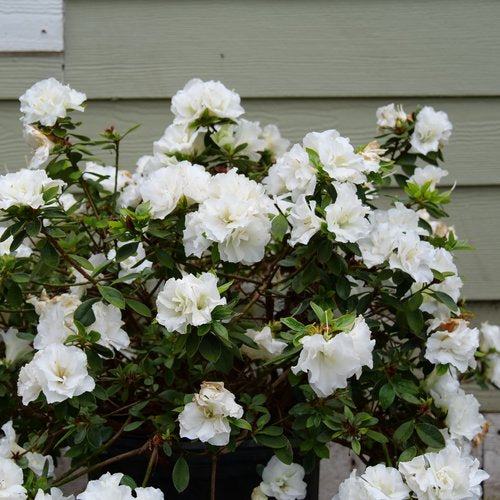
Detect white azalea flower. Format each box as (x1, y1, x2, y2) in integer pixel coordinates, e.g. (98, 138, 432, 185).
(0, 169, 64, 211)
(139, 162, 211, 219)
(480, 322, 500, 352)
(399, 441, 488, 499)
(388, 233, 435, 283)
(0, 456, 27, 499)
(261, 124, 290, 158)
(288, 195, 322, 247)
(445, 391, 485, 441)
(23, 125, 55, 169)
(134, 487, 164, 500)
(171, 78, 244, 125)
(408, 165, 449, 190)
(334, 465, 410, 500)
(425, 319, 479, 373)
(410, 106, 452, 155)
(0, 327, 32, 363)
(153, 122, 204, 156)
(241, 326, 287, 360)
(259, 456, 307, 500)
(178, 382, 243, 446)
(292, 316, 374, 397)
(34, 488, 74, 500)
(0, 421, 54, 477)
(424, 367, 460, 408)
(333, 470, 369, 500)
(376, 104, 407, 129)
(212, 119, 265, 161)
(263, 144, 317, 201)
(17, 344, 95, 405)
(28, 292, 81, 350)
(184, 170, 274, 265)
(251, 486, 268, 500)
(19, 78, 86, 126)
(486, 354, 500, 387)
(156, 272, 226, 334)
(77, 472, 133, 500)
(324, 182, 370, 243)
(88, 302, 130, 353)
(303, 130, 366, 184)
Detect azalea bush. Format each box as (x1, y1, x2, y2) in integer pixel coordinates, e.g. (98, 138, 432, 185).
(0, 77, 498, 500)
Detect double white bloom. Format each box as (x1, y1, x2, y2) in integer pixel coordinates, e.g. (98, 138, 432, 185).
(19, 77, 86, 126)
(0, 327, 32, 364)
(376, 104, 407, 129)
(139, 161, 211, 219)
(184, 170, 275, 265)
(292, 316, 374, 397)
(0, 456, 27, 499)
(17, 344, 95, 405)
(334, 464, 410, 500)
(77, 472, 163, 500)
(325, 182, 370, 244)
(257, 456, 307, 500)
(410, 106, 452, 155)
(171, 78, 244, 125)
(0, 169, 64, 211)
(399, 441, 488, 499)
(241, 326, 287, 361)
(480, 322, 500, 386)
(425, 319, 479, 372)
(178, 382, 243, 446)
(156, 272, 225, 334)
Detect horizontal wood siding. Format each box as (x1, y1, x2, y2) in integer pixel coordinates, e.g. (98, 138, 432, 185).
(64, 0, 500, 98)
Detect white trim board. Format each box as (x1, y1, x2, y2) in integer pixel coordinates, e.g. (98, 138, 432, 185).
(0, 0, 63, 52)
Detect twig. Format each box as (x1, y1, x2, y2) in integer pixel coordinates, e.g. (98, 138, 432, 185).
(210, 453, 217, 500)
(142, 444, 158, 487)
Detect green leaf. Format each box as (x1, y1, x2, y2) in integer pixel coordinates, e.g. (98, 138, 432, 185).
(98, 285, 125, 309)
(393, 420, 414, 444)
(415, 423, 445, 449)
(435, 364, 449, 376)
(74, 298, 100, 326)
(217, 280, 233, 294)
(310, 302, 325, 322)
(259, 426, 283, 437)
(40, 240, 59, 269)
(126, 299, 152, 317)
(274, 444, 293, 465)
(255, 434, 288, 449)
(271, 213, 289, 242)
(123, 421, 144, 432)
(351, 438, 361, 455)
(379, 384, 396, 410)
(365, 430, 388, 444)
(429, 290, 459, 312)
(25, 219, 41, 237)
(120, 475, 137, 489)
(336, 276, 351, 300)
(281, 317, 307, 333)
(69, 254, 94, 271)
(115, 242, 139, 262)
(172, 456, 190, 493)
(406, 309, 424, 334)
(232, 419, 252, 431)
(199, 334, 221, 363)
(399, 446, 417, 462)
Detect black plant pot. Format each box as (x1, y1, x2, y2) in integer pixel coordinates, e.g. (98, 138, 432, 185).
(95, 436, 319, 499)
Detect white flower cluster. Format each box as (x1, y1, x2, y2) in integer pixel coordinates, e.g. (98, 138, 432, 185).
(241, 326, 287, 361)
(179, 381, 243, 445)
(16, 289, 130, 405)
(77, 472, 163, 500)
(184, 170, 276, 264)
(292, 316, 374, 397)
(376, 103, 452, 155)
(334, 440, 489, 500)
